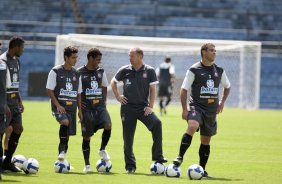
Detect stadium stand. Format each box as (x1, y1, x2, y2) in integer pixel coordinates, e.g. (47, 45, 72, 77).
(0, 0, 281, 108)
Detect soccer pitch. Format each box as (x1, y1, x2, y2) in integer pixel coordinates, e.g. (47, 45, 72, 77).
(2, 101, 282, 184)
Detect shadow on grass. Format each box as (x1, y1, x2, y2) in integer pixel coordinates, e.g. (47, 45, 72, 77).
(0, 179, 21, 183)
(68, 171, 118, 175)
(122, 172, 164, 176)
(203, 176, 243, 181)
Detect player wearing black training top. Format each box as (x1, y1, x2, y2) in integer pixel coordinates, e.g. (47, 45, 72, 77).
(0, 41, 10, 178)
(46, 46, 82, 162)
(111, 47, 167, 174)
(77, 48, 112, 173)
(172, 43, 231, 177)
(0, 36, 25, 172)
(156, 56, 175, 115)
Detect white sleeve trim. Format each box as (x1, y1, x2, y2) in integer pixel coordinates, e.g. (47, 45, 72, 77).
(78, 75, 82, 94)
(150, 81, 159, 85)
(102, 71, 109, 87)
(221, 71, 231, 88)
(169, 64, 175, 74)
(46, 70, 57, 90)
(181, 70, 194, 91)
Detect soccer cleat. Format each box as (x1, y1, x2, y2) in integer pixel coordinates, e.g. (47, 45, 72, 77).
(126, 167, 136, 174)
(173, 156, 183, 167)
(2, 163, 21, 172)
(58, 151, 66, 161)
(156, 157, 168, 164)
(203, 170, 209, 177)
(98, 149, 110, 161)
(0, 167, 7, 173)
(83, 165, 93, 173)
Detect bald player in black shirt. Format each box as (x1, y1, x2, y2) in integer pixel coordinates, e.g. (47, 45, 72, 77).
(111, 47, 167, 173)
(172, 43, 231, 177)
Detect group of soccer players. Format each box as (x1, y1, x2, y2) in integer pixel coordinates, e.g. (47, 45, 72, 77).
(46, 43, 231, 177)
(0, 36, 231, 179)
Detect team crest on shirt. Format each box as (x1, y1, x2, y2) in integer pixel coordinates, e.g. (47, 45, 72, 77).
(206, 79, 214, 88)
(13, 73, 18, 82)
(143, 72, 147, 78)
(73, 76, 77, 81)
(125, 79, 131, 86)
(66, 82, 73, 91)
(91, 81, 98, 89)
(97, 73, 102, 78)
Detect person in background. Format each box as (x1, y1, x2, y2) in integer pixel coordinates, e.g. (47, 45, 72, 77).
(156, 56, 175, 115)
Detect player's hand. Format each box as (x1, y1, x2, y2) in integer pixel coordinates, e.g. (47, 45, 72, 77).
(117, 95, 128, 104)
(5, 104, 11, 118)
(57, 105, 66, 114)
(182, 110, 189, 121)
(144, 106, 153, 116)
(19, 102, 24, 113)
(78, 111, 83, 123)
(217, 101, 225, 114)
(81, 101, 86, 110)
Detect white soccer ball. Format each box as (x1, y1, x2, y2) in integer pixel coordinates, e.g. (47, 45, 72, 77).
(150, 161, 165, 174)
(96, 159, 112, 172)
(22, 158, 39, 174)
(187, 164, 204, 180)
(165, 164, 181, 177)
(54, 159, 70, 173)
(11, 154, 27, 169)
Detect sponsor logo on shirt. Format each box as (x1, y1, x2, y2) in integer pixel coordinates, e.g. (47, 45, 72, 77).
(59, 82, 77, 97)
(86, 80, 102, 95)
(200, 79, 218, 95)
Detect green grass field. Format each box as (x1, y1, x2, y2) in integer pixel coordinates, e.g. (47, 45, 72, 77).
(2, 101, 282, 184)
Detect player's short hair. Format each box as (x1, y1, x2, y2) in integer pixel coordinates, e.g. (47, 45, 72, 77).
(64, 46, 78, 58)
(132, 47, 143, 58)
(200, 43, 215, 58)
(165, 56, 171, 63)
(87, 48, 102, 60)
(9, 36, 25, 49)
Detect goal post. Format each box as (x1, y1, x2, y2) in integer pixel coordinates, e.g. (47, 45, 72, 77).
(55, 34, 261, 109)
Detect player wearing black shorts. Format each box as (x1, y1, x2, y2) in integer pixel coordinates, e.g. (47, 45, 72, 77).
(111, 47, 167, 174)
(46, 46, 82, 162)
(77, 48, 112, 173)
(172, 43, 231, 177)
(0, 41, 9, 178)
(0, 37, 25, 172)
(156, 56, 175, 115)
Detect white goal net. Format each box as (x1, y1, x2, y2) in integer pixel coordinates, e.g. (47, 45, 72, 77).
(55, 34, 261, 109)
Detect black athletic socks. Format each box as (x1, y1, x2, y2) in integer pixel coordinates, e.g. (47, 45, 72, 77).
(178, 133, 192, 158)
(59, 125, 68, 153)
(4, 132, 21, 164)
(100, 129, 111, 150)
(199, 144, 210, 170)
(165, 97, 171, 106)
(82, 139, 90, 165)
(159, 100, 164, 109)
